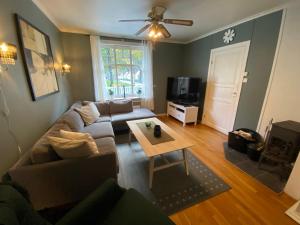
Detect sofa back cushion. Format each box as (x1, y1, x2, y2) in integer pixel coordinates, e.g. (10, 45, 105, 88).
(61, 110, 84, 131)
(94, 101, 110, 115)
(75, 103, 100, 125)
(109, 100, 133, 114)
(31, 123, 71, 164)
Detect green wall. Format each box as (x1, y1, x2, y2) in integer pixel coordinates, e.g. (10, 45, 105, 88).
(0, 0, 72, 176)
(153, 42, 184, 114)
(183, 10, 283, 130)
(61, 36, 184, 114)
(0, 0, 283, 176)
(62, 33, 94, 102)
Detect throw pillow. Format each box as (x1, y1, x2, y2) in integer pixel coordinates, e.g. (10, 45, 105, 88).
(109, 100, 133, 114)
(59, 130, 98, 153)
(47, 136, 98, 159)
(75, 103, 100, 125)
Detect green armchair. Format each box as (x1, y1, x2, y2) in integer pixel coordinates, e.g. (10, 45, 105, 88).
(0, 179, 175, 225)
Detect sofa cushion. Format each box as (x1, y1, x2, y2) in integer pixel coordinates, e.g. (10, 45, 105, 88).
(103, 189, 175, 225)
(94, 137, 117, 155)
(0, 185, 51, 225)
(48, 136, 98, 159)
(69, 101, 83, 110)
(93, 101, 111, 115)
(111, 108, 156, 125)
(75, 103, 100, 125)
(95, 137, 119, 172)
(60, 130, 98, 153)
(82, 122, 114, 139)
(96, 116, 112, 123)
(61, 110, 84, 132)
(109, 100, 133, 114)
(31, 123, 72, 164)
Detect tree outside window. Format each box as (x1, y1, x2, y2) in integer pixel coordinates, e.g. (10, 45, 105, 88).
(101, 46, 144, 98)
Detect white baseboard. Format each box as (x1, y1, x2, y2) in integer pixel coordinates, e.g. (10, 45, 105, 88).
(286, 201, 300, 224)
(156, 113, 167, 117)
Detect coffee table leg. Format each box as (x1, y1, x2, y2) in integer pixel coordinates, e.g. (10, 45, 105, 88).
(128, 129, 132, 145)
(183, 149, 189, 176)
(149, 157, 155, 189)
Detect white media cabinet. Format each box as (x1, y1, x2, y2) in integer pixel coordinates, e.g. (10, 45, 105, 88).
(167, 101, 198, 126)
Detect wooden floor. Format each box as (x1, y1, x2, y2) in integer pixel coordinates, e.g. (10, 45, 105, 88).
(158, 116, 297, 225)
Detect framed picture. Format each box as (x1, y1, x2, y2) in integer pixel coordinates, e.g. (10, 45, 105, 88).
(15, 14, 59, 101)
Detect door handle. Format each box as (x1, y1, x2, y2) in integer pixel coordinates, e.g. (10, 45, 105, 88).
(233, 92, 238, 97)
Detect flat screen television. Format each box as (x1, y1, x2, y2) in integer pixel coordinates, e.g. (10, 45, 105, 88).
(167, 77, 202, 106)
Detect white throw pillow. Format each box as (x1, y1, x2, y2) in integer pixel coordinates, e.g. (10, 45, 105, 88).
(75, 103, 100, 125)
(48, 136, 98, 159)
(59, 130, 98, 153)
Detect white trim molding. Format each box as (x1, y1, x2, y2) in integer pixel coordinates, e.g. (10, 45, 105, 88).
(256, 8, 287, 133)
(185, 4, 288, 44)
(32, 0, 288, 45)
(32, 0, 62, 29)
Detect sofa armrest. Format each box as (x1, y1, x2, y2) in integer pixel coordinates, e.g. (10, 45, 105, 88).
(8, 153, 117, 210)
(56, 179, 125, 225)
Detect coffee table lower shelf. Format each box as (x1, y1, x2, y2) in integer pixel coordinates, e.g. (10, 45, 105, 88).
(148, 149, 189, 188)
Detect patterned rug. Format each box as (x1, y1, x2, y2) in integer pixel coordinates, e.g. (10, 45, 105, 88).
(116, 135, 231, 215)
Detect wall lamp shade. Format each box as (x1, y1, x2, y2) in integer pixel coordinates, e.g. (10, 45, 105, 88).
(62, 63, 71, 73)
(0, 42, 17, 65)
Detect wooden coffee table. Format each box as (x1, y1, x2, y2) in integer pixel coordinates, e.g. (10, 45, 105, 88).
(126, 117, 194, 188)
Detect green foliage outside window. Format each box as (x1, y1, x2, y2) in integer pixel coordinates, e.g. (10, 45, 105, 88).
(101, 46, 144, 98)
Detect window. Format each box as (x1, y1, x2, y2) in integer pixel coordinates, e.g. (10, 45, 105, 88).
(101, 45, 144, 98)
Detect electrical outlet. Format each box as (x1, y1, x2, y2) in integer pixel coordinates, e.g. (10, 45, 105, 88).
(243, 77, 248, 83)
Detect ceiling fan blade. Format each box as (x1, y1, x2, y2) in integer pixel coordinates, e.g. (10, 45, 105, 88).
(163, 19, 193, 26)
(135, 24, 151, 36)
(158, 24, 171, 38)
(119, 19, 151, 22)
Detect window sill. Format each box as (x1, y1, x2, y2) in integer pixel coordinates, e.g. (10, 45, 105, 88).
(111, 96, 143, 101)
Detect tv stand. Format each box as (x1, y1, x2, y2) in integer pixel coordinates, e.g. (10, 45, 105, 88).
(167, 101, 198, 126)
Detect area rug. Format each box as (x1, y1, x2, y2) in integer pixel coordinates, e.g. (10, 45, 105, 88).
(224, 143, 286, 193)
(115, 135, 231, 215)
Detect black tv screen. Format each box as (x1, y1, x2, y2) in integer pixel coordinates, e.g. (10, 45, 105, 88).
(167, 77, 202, 106)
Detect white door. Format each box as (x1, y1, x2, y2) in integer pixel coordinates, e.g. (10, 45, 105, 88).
(202, 41, 250, 134)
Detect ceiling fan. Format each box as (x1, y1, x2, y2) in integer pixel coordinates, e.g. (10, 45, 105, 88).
(119, 6, 193, 39)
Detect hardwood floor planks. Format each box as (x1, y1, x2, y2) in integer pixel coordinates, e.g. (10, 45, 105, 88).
(158, 116, 297, 225)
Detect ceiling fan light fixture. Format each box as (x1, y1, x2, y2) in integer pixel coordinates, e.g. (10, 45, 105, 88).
(148, 25, 163, 40)
(148, 30, 155, 37)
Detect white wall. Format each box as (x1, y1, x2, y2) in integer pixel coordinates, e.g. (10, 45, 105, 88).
(258, 1, 300, 200)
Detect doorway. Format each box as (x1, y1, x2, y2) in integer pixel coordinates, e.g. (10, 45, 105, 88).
(202, 41, 250, 134)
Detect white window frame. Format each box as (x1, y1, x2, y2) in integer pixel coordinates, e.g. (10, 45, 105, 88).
(101, 42, 144, 99)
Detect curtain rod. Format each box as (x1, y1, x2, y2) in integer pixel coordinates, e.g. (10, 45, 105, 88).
(100, 36, 145, 43)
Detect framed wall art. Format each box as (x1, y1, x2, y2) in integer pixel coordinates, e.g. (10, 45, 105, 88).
(15, 14, 59, 101)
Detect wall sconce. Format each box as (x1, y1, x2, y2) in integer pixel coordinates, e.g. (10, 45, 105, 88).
(0, 41, 22, 155)
(0, 42, 17, 69)
(62, 63, 71, 74)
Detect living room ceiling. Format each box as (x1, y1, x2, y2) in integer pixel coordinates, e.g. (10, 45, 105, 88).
(33, 0, 290, 43)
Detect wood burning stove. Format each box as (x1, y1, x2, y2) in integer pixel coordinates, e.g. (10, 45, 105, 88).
(259, 120, 300, 180)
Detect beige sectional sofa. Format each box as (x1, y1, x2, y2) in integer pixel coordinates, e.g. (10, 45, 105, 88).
(7, 100, 155, 210)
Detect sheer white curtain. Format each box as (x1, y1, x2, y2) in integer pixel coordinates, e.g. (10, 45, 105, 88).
(90, 35, 108, 101)
(141, 41, 154, 110)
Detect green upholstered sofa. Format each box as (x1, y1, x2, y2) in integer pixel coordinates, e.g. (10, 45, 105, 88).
(0, 179, 175, 225)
